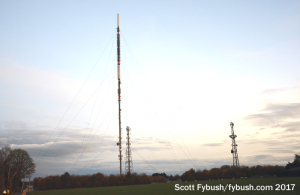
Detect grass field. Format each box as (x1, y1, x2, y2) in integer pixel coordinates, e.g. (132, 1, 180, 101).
(29, 177, 300, 195)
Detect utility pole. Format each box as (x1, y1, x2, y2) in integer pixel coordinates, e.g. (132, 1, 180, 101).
(29, 170, 31, 190)
(21, 175, 25, 193)
(125, 126, 133, 174)
(116, 14, 123, 175)
(229, 122, 240, 167)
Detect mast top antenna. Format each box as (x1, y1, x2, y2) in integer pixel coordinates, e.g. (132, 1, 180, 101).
(117, 14, 119, 27)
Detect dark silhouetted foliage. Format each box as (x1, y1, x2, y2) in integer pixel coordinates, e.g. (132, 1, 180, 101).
(0, 145, 35, 192)
(0, 161, 4, 195)
(34, 172, 166, 190)
(285, 153, 300, 170)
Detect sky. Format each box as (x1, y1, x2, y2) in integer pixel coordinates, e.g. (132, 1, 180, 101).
(0, 0, 300, 178)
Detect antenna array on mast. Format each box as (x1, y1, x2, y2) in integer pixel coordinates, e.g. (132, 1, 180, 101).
(125, 126, 133, 174)
(229, 122, 240, 167)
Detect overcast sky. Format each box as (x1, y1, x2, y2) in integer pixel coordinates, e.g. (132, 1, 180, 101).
(1, 0, 300, 178)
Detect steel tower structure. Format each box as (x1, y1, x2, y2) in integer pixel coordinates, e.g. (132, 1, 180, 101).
(229, 122, 240, 167)
(125, 126, 133, 174)
(116, 14, 123, 175)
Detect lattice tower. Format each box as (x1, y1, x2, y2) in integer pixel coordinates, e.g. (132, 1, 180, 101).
(229, 122, 240, 167)
(125, 126, 133, 174)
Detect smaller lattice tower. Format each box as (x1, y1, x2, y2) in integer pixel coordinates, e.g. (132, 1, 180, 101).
(229, 122, 240, 167)
(125, 126, 133, 174)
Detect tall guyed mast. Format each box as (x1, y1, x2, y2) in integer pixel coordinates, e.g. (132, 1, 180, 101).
(116, 14, 122, 175)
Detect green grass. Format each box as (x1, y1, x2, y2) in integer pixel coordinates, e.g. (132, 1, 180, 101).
(29, 177, 300, 195)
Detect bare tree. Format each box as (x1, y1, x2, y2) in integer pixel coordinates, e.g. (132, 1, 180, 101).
(0, 145, 12, 162)
(0, 146, 35, 192)
(9, 149, 35, 179)
(0, 145, 12, 189)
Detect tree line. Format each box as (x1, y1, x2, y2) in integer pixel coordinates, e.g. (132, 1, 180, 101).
(180, 153, 300, 181)
(154, 154, 300, 182)
(33, 163, 297, 191)
(33, 172, 166, 190)
(181, 165, 286, 181)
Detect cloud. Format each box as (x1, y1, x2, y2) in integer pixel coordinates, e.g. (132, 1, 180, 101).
(264, 149, 298, 154)
(241, 155, 292, 166)
(0, 120, 117, 160)
(262, 87, 300, 95)
(279, 121, 300, 133)
(240, 136, 299, 148)
(1, 120, 185, 176)
(244, 101, 300, 135)
(202, 143, 224, 147)
(246, 102, 300, 122)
